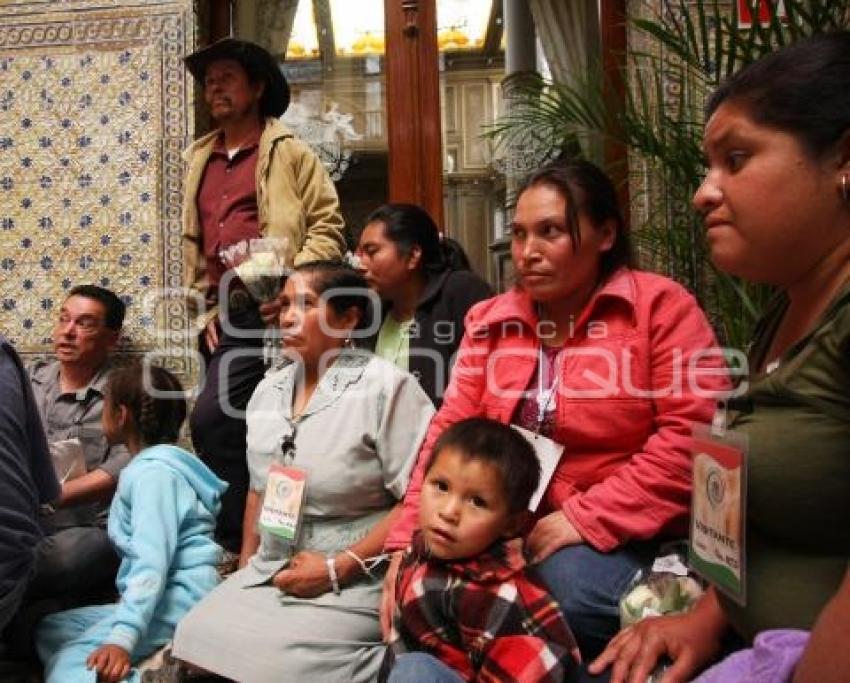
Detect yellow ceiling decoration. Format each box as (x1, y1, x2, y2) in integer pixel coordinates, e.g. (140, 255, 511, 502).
(285, 0, 495, 60)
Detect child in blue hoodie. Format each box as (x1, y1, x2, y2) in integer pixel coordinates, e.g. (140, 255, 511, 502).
(36, 363, 227, 683)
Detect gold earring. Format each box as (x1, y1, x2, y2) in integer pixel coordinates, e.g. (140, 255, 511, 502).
(843, 174, 850, 203)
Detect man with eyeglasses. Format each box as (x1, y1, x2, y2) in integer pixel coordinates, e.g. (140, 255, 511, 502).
(18, 285, 130, 624)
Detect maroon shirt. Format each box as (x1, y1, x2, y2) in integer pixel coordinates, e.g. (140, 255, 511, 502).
(513, 343, 560, 438)
(197, 132, 262, 288)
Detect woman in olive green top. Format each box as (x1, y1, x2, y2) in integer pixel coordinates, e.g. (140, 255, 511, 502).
(591, 32, 850, 683)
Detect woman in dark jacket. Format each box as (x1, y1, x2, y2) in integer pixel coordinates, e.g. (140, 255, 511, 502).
(356, 203, 492, 406)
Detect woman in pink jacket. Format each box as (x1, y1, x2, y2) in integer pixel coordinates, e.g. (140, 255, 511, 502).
(383, 158, 729, 662)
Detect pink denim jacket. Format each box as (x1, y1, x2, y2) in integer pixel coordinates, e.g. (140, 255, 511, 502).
(386, 269, 729, 552)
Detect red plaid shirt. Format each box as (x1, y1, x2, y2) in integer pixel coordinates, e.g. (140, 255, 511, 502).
(386, 532, 579, 683)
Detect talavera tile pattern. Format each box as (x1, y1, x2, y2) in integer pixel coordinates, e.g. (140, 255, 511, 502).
(0, 0, 197, 380)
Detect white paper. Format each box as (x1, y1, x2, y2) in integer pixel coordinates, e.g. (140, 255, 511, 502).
(50, 438, 87, 484)
(651, 554, 690, 577)
(511, 425, 564, 512)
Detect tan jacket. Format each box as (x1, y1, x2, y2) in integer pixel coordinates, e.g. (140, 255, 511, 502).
(181, 117, 345, 319)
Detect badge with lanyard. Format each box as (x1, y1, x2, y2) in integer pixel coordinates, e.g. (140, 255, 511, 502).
(259, 430, 308, 542)
(512, 346, 564, 511)
(688, 401, 749, 605)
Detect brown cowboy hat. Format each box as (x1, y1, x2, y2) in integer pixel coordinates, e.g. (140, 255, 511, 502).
(184, 38, 290, 117)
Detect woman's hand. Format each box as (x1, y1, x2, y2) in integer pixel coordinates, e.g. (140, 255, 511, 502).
(526, 510, 583, 564)
(86, 644, 131, 682)
(589, 596, 726, 683)
(273, 550, 332, 598)
(380, 551, 403, 641)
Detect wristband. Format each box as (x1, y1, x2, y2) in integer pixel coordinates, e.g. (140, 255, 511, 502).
(326, 556, 341, 595)
(342, 549, 391, 580)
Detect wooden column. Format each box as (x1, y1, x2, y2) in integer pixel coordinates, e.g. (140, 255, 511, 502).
(599, 0, 630, 226)
(385, 0, 444, 229)
(210, 0, 232, 41)
(503, 0, 535, 74)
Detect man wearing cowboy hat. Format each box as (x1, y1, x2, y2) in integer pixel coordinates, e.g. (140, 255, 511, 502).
(182, 38, 345, 551)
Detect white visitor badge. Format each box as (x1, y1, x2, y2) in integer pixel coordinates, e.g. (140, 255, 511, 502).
(511, 424, 564, 512)
(259, 463, 307, 541)
(688, 423, 748, 605)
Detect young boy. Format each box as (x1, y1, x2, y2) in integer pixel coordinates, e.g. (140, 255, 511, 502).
(384, 417, 579, 683)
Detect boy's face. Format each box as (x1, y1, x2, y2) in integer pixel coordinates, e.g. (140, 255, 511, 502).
(419, 447, 519, 561)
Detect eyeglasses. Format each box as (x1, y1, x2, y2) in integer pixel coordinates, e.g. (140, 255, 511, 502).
(54, 313, 105, 334)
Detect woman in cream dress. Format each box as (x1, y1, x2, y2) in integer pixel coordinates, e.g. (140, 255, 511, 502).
(173, 262, 434, 682)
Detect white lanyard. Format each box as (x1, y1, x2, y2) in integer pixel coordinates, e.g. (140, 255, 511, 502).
(535, 346, 560, 429)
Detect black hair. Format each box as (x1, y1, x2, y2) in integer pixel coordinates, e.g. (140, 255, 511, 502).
(105, 363, 187, 446)
(516, 158, 633, 283)
(707, 31, 850, 161)
(293, 260, 373, 332)
(364, 203, 472, 275)
(427, 417, 540, 514)
(67, 284, 126, 331)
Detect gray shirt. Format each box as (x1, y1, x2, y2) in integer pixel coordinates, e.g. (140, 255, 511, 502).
(28, 358, 131, 528)
(244, 349, 435, 584)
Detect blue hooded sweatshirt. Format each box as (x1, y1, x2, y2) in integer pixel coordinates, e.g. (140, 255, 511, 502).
(103, 444, 227, 653)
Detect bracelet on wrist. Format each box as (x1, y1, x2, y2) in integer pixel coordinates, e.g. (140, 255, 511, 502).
(325, 556, 341, 595)
(342, 549, 391, 580)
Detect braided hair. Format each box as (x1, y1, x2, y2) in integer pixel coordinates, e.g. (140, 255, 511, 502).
(105, 362, 187, 446)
